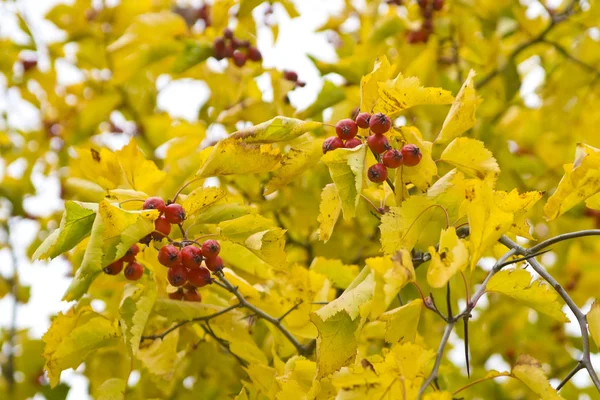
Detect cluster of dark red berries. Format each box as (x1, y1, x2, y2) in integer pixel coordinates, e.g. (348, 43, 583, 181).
(407, 0, 444, 44)
(140, 197, 187, 242)
(159, 240, 223, 303)
(283, 70, 306, 88)
(213, 29, 262, 67)
(104, 244, 144, 281)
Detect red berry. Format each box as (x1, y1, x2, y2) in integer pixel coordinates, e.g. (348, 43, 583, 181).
(214, 37, 226, 60)
(183, 289, 202, 302)
(355, 112, 371, 129)
(231, 38, 243, 49)
(401, 144, 422, 167)
(202, 240, 221, 258)
(418, 0, 428, 8)
(296, 81, 306, 88)
(367, 134, 391, 154)
(335, 119, 358, 140)
(164, 203, 186, 224)
(382, 149, 404, 168)
(103, 259, 124, 275)
(158, 244, 181, 268)
(407, 29, 429, 44)
(283, 70, 298, 82)
(223, 28, 234, 39)
(121, 244, 139, 263)
(153, 216, 171, 240)
(124, 262, 144, 281)
(368, 163, 388, 183)
(21, 59, 37, 72)
(224, 44, 234, 58)
(168, 265, 188, 287)
(433, 0, 444, 11)
(247, 46, 262, 62)
(169, 289, 184, 300)
(422, 18, 433, 31)
(233, 50, 247, 67)
(369, 113, 392, 135)
(187, 267, 212, 287)
(181, 245, 203, 269)
(143, 197, 166, 214)
(323, 136, 344, 154)
(204, 256, 224, 272)
(345, 138, 362, 149)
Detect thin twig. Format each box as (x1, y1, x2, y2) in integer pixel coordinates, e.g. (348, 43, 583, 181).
(201, 322, 247, 367)
(556, 361, 584, 391)
(278, 301, 303, 322)
(527, 229, 600, 254)
(418, 322, 455, 397)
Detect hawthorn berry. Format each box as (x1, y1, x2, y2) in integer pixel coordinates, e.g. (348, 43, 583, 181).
(124, 262, 144, 281)
(283, 70, 298, 82)
(183, 289, 202, 302)
(121, 244, 139, 263)
(345, 138, 362, 149)
(164, 203, 186, 224)
(143, 197, 166, 214)
(158, 244, 181, 268)
(401, 144, 422, 166)
(21, 59, 37, 72)
(407, 29, 429, 44)
(169, 289, 184, 300)
(214, 37, 226, 59)
(382, 149, 404, 168)
(181, 245, 203, 269)
(224, 44, 234, 58)
(231, 38, 242, 49)
(418, 0, 428, 8)
(168, 264, 188, 287)
(153, 216, 171, 240)
(233, 50, 247, 67)
(187, 267, 212, 287)
(355, 112, 371, 129)
(433, 0, 444, 11)
(335, 119, 358, 140)
(248, 46, 262, 62)
(367, 134, 391, 154)
(223, 28, 234, 39)
(204, 255, 224, 272)
(369, 113, 392, 135)
(422, 18, 433, 31)
(103, 259, 124, 275)
(322, 136, 344, 154)
(202, 240, 221, 258)
(368, 163, 388, 183)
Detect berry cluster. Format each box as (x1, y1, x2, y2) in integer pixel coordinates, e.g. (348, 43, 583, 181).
(283, 70, 306, 88)
(213, 28, 262, 67)
(104, 244, 144, 281)
(407, 0, 444, 44)
(140, 197, 187, 242)
(159, 240, 223, 303)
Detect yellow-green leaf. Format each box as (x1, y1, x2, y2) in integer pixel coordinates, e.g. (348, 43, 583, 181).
(367, 251, 416, 318)
(495, 189, 543, 239)
(427, 227, 469, 288)
(435, 69, 481, 144)
(487, 269, 569, 322)
(119, 280, 157, 355)
(587, 300, 600, 348)
(316, 183, 342, 243)
(379, 299, 423, 343)
(231, 116, 321, 143)
(95, 378, 126, 400)
(115, 140, 167, 194)
(360, 56, 396, 114)
(197, 138, 282, 177)
(310, 257, 359, 290)
(440, 137, 500, 180)
(511, 355, 566, 400)
(182, 186, 228, 217)
(33, 201, 97, 260)
(321, 145, 367, 220)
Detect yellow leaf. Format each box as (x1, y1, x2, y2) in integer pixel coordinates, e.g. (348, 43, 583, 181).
(317, 184, 342, 243)
(495, 189, 543, 239)
(321, 144, 367, 220)
(393, 127, 437, 191)
(423, 392, 453, 400)
(43, 306, 120, 387)
(137, 330, 182, 380)
(119, 280, 157, 355)
(544, 143, 600, 220)
(440, 137, 500, 180)
(231, 116, 321, 143)
(310, 257, 358, 290)
(360, 56, 396, 114)
(465, 179, 513, 270)
(64, 201, 159, 301)
(427, 227, 469, 288)
(375, 74, 454, 118)
(197, 138, 282, 177)
(435, 69, 481, 144)
(264, 139, 324, 195)
(379, 299, 423, 343)
(95, 378, 126, 400)
(587, 300, 600, 348)
(487, 269, 569, 322)
(74, 147, 122, 190)
(511, 355, 566, 400)
(115, 140, 166, 194)
(219, 240, 274, 279)
(182, 186, 228, 217)
(367, 251, 416, 318)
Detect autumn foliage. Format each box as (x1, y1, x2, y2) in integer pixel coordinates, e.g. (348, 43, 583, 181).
(2, 0, 600, 399)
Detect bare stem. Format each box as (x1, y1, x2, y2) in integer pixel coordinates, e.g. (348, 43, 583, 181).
(556, 361, 584, 391)
(418, 322, 455, 398)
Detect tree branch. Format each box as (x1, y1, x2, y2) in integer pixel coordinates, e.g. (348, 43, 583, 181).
(418, 322, 455, 397)
(527, 229, 600, 254)
(556, 361, 584, 391)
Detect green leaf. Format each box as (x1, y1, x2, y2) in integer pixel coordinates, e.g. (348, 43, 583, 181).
(487, 269, 569, 322)
(43, 306, 120, 387)
(33, 201, 97, 260)
(503, 60, 521, 101)
(321, 145, 367, 220)
(119, 279, 157, 355)
(171, 40, 213, 73)
(231, 116, 321, 143)
(152, 298, 233, 322)
(95, 378, 126, 400)
(63, 201, 159, 301)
